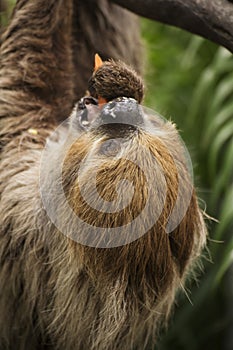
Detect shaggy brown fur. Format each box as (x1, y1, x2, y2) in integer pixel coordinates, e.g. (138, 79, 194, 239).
(88, 59, 144, 103)
(0, 1, 207, 350)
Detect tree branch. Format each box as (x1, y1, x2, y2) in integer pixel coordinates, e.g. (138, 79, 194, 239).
(110, 0, 233, 53)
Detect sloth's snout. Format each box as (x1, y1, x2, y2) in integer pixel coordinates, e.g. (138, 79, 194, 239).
(99, 97, 144, 128)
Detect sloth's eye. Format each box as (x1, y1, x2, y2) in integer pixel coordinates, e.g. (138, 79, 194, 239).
(77, 96, 98, 110)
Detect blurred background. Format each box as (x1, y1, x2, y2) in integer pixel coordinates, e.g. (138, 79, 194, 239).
(1, 2, 233, 349)
(141, 20, 233, 350)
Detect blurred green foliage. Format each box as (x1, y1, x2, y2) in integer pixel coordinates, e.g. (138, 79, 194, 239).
(0, 0, 15, 28)
(141, 20, 233, 350)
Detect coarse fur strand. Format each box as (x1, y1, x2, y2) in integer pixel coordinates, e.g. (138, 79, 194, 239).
(0, 1, 207, 350)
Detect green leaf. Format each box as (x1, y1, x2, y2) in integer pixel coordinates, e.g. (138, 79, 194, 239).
(208, 122, 233, 180)
(214, 185, 233, 241)
(204, 101, 233, 149)
(211, 140, 233, 206)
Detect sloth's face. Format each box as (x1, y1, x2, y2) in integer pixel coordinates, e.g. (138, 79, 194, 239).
(41, 95, 198, 249)
(67, 96, 184, 184)
(48, 96, 194, 248)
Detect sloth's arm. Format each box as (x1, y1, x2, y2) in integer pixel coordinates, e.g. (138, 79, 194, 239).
(0, 0, 74, 141)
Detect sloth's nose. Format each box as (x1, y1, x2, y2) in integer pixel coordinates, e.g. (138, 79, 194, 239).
(99, 97, 144, 128)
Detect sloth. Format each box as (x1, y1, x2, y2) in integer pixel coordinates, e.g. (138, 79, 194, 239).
(0, 1, 207, 350)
